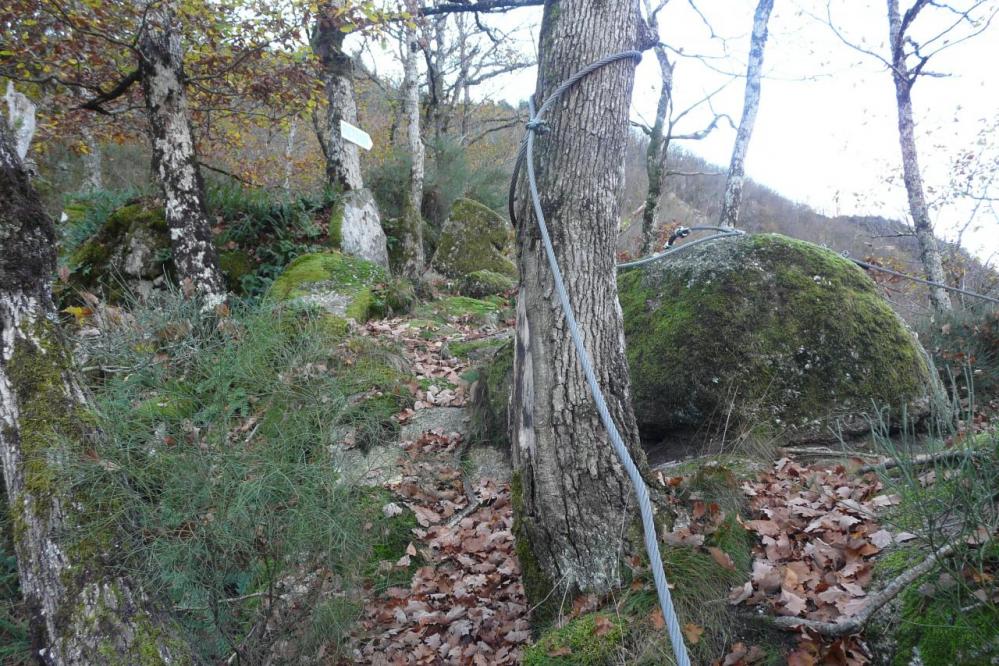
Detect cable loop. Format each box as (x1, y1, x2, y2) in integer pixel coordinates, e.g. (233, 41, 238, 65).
(510, 52, 692, 666)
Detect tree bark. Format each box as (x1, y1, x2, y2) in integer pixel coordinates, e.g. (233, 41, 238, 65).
(138, 0, 227, 307)
(887, 0, 952, 312)
(511, 0, 648, 602)
(718, 0, 774, 229)
(282, 117, 297, 194)
(640, 42, 674, 256)
(400, 25, 426, 278)
(313, 3, 389, 268)
(0, 121, 189, 665)
(313, 3, 364, 193)
(81, 125, 104, 192)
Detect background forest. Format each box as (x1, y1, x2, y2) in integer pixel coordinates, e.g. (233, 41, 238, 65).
(1, 0, 999, 665)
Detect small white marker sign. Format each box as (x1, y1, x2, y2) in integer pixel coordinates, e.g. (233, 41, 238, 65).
(340, 120, 373, 151)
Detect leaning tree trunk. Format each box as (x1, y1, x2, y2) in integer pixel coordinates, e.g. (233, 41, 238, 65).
(399, 25, 426, 278)
(641, 43, 674, 256)
(511, 0, 648, 605)
(887, 0, 952, 312)
(0, 122, 189, 665)
(313, 3, 389, 268)
(718, 0, 774, 228)
(138, 0, 227, 306)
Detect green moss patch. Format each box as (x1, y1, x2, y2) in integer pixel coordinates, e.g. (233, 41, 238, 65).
(459, 270, 516, 298)
(619, 233, 943, 449)
(470, 339, 514, 447)
(66, 200, 171, 300)
(269, 251, 387, 322)
(892, 580, 999, 665)
(523, 613, 625, 666)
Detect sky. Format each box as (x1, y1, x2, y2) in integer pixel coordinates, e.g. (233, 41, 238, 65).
(357, 0, 999, 262)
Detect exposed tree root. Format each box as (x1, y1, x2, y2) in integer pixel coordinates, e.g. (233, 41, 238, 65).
(858, 449, 981, 475)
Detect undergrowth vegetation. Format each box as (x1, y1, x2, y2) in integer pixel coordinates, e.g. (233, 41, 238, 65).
(65, 292, 414, 661)
(869, 414, 999, 664)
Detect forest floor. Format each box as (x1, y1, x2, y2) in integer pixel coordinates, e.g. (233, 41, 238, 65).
(330, 298, 997, 666)
(348, 314, 530, 664)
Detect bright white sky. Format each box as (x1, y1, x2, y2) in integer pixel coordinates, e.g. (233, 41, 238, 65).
(357, 0, 999, 262)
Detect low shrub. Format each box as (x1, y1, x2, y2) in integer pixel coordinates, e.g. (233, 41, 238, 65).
(69, 291, 413, 661)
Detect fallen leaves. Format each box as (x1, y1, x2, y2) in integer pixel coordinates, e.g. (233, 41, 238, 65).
(724, 457, 906, 664)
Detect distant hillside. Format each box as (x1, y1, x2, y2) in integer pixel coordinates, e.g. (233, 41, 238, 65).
(619, 134, 998, 322)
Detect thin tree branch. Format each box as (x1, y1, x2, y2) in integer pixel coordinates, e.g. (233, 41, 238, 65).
(77, 69, 142, 115)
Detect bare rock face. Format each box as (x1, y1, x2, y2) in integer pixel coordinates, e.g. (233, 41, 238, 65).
(4, 81, 36, 164)
(340, 188, 389, 269)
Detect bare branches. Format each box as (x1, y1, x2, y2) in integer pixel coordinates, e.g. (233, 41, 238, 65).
(770, 540, 961, 636)
(418, 0, 543, 16)
(77, 68, 141, 114)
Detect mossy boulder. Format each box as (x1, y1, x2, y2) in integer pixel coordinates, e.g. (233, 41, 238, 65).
(68, 200, 171, 298)
(430, 199, 516, 278)
(459, 269, 515, 298)
(618, 233, 944, 447)
(269, 251, 387, 322)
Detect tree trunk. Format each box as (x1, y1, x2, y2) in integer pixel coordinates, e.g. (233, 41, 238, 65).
(718, 0, 774, 228)
(81, 125, 104, 192)
(313, 3, 363, 193)
(641, 43, 674, 256)
(400, 25, 426, 278)
(511, 0, 648, 605)
(313, 3, 389, 268)
(138, 0, 227, 307)
(0, 121, 189, 665)
(282, 117, 297, 194)
(887, 0, 952, 312)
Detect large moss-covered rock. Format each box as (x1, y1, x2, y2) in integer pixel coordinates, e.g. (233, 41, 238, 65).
(430, 199, 516, 278)
(618, 233, 944, 446)
(459, 269, 515, 298)
(269, 251, 387, 322)
(69, 201, 172, 298)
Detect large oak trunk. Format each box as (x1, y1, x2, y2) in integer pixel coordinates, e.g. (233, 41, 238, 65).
(887, 0, 952, 312)
(0, 122, 188, 665)
(511, 0, 648, 603)
(139, 0, 226, 306)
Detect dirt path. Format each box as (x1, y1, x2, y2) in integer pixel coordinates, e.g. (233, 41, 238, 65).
(350, 317, 529, 665)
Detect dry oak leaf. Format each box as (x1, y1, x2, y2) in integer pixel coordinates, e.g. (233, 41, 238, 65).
(593, 615, 616, 637)
(683, 622, 704, 645)
(708, 546, 737, 571)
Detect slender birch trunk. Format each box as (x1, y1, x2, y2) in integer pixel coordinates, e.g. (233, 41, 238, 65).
(0, 121, 189, 665)
(400, 25, 426, 278)
(887, 0, 952, 312)
(641, 43, 674, 256)
(718, 0, 774, 228)
(283, 117, 298, 194)
(138, 0, 227, 306)
(511, 0, 648, 603)
(81, 125, 104, 192)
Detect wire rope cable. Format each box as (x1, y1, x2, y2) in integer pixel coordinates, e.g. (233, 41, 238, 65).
(511, 50, 692, 666)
